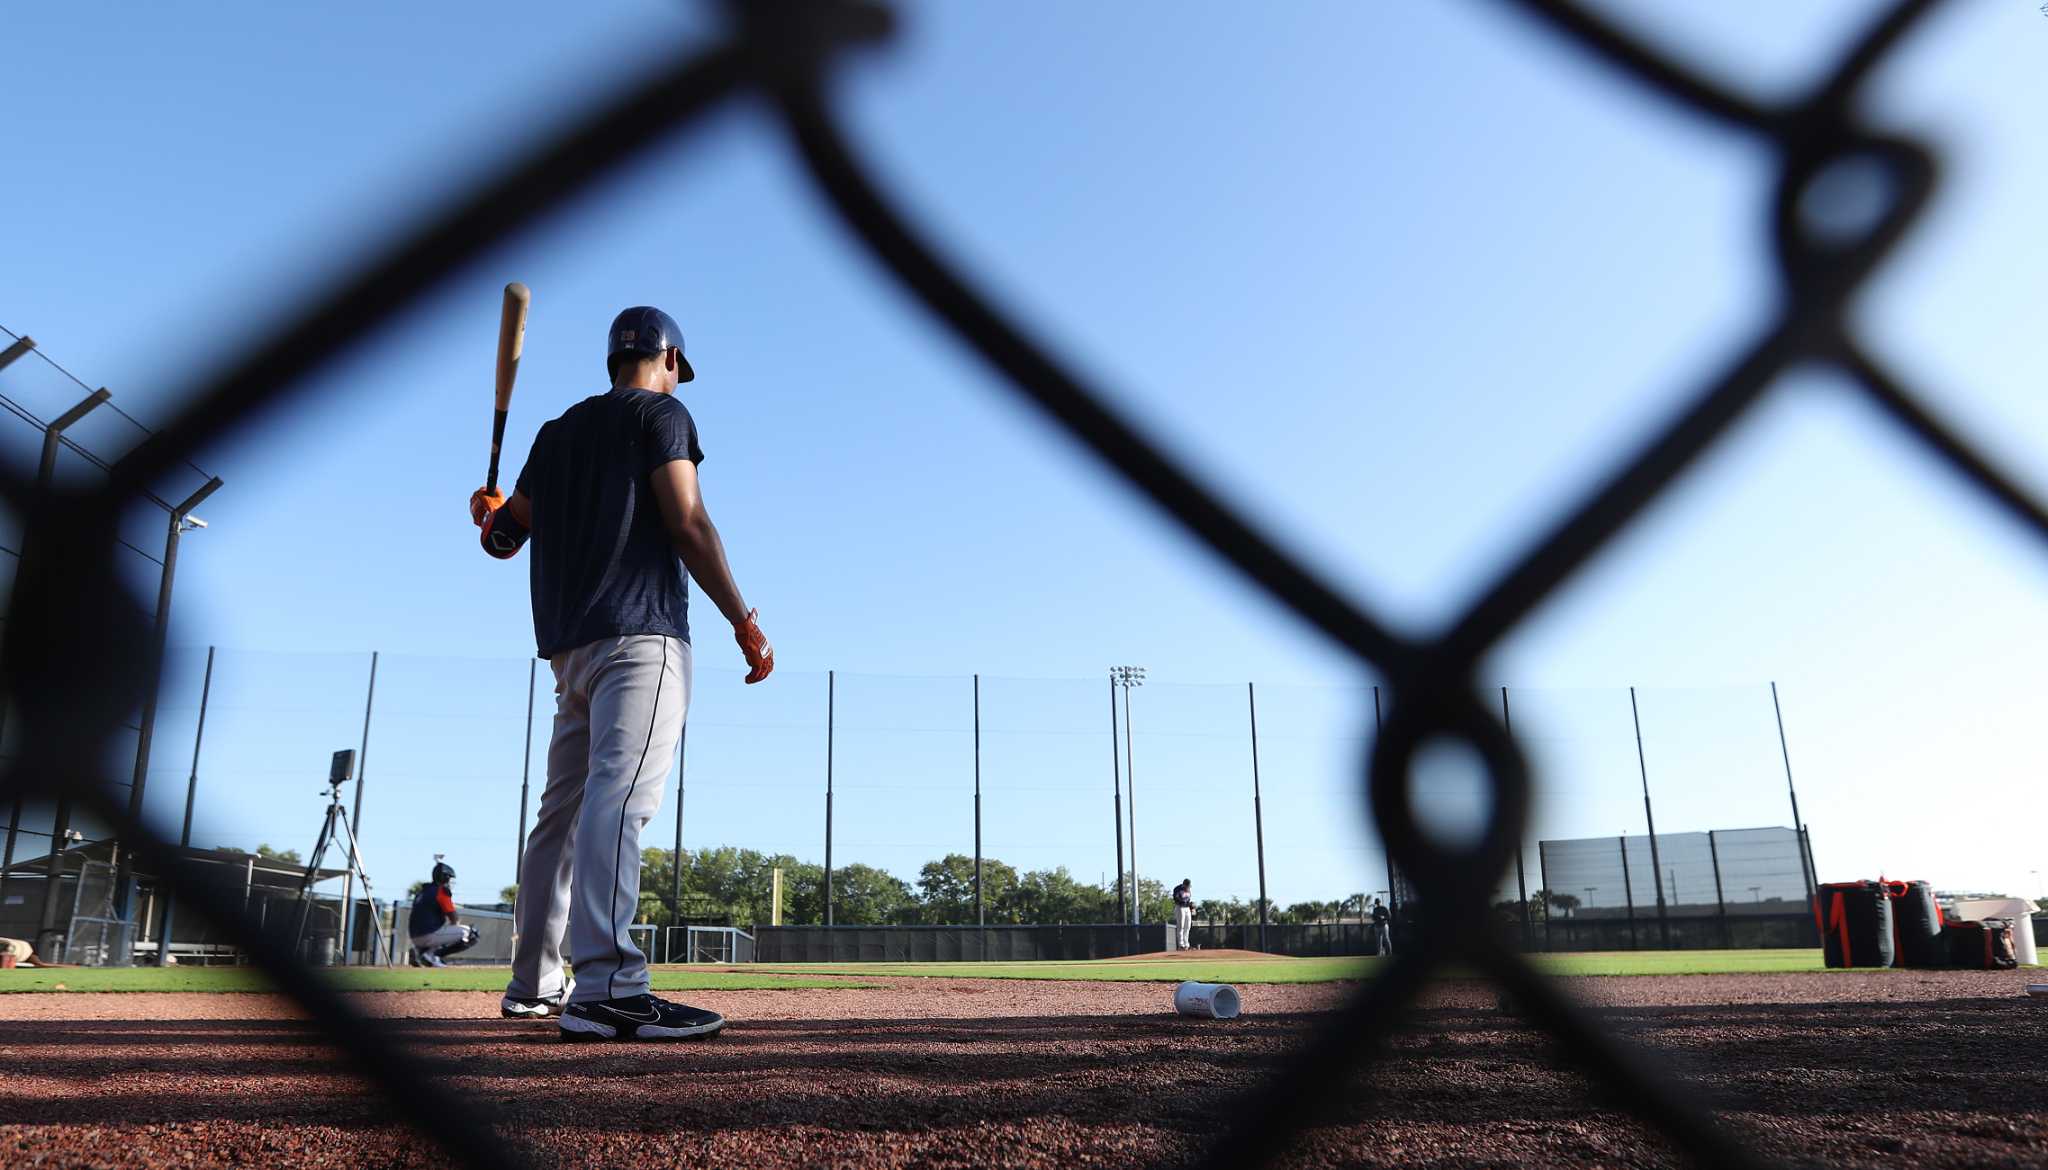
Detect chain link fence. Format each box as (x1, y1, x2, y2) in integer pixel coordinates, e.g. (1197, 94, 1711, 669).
(1, 1, 2038, 1167)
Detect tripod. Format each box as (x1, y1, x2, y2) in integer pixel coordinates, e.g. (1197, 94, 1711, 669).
(292, 767, 385, 964)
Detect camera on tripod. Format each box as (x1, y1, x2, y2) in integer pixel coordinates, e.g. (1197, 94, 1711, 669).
(327, 749, 355, 793)
(292, 747, 384, 964)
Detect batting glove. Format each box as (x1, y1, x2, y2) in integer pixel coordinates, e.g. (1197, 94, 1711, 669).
(735, 610, 774, 685)
(469, 487, 504, 528)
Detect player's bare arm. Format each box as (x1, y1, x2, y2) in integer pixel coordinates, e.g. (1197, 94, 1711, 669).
(650, 458, 774, 684)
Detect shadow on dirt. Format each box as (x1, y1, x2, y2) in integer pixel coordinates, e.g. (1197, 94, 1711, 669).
(1, 998, 2043, 1167)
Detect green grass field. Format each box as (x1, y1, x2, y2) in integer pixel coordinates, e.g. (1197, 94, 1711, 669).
(1533, 949, 1827, 977)
(733, 957, 1378, 984)
(731, 949, 1828, 983)
(0, 949, 1835, 993)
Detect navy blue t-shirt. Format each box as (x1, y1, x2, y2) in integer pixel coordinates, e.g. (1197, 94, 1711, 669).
(514, 388, 705, 659)
(409, 883, 455, 937)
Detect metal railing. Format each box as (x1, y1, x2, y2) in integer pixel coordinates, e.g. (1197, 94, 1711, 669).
(1, 1, 2036, 1167)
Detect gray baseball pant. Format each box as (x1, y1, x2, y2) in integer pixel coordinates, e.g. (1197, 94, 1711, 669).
(507, 634, 689, 1005)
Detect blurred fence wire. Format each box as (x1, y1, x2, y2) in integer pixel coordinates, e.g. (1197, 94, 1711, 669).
(2, 0, 2040, 1167)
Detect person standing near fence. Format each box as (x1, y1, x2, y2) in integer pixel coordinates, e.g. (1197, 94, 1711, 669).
(470, 306, 775, 1040)
(1173, 879, 1195, 950)
(1370, 896, 1392, 957)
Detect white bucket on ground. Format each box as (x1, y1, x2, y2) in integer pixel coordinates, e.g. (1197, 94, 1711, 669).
(1174, 981, 1242, 1019)
(1950, 898, 2039, 967)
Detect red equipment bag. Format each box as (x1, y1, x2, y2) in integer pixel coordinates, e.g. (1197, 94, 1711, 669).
(1815, 880, 1894, 969)
(1942, 919, 2019, 970)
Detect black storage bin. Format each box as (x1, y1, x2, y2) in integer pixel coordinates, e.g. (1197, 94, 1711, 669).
(1815, 880, 1894, 969)
(1942, 919, 2018, 970)
(1885, 879, 1944, 968)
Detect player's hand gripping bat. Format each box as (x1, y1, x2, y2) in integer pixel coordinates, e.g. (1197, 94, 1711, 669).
(471, 282, 529, 528)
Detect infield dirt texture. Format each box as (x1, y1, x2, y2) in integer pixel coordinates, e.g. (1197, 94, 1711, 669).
(1, 961, 2042, 1168)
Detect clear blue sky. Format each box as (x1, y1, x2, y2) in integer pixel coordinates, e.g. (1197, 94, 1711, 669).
(2, 2, 2044, 917)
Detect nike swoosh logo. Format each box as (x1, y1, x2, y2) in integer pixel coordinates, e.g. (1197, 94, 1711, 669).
(595, 1004, 663, 1024)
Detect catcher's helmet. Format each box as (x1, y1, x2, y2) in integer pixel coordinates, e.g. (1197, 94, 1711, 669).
(432, 860, 456, 885)
(606, 306, 695, 383)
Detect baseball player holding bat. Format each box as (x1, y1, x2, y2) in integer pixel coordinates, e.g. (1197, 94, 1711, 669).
(470, 303, 773, 1041)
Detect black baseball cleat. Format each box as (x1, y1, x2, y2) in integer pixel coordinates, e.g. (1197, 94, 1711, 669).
(559, 993, 725, 1041)
(501, 992, 567, 1020)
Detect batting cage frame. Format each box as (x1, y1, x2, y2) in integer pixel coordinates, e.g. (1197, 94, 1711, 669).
(2, 1, 2038, 1167)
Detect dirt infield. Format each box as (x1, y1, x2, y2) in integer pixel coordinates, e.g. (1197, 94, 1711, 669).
(2, 970, 2043, 1168)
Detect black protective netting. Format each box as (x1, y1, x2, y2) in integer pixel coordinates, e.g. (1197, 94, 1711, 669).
(1714, 826, 1817, 909)
(2, 2, 2041, 1167)
(1541, 828, 1811, 921)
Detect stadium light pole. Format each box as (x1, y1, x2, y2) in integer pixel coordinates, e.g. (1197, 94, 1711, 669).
(1108, 674, 1126, 924)
(114, 476, 223, 938)
(1111, 666, 1145, 926)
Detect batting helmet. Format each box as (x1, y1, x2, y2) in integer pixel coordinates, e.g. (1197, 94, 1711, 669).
(606, 306, 695, 383)
(432, 860, 456, 885)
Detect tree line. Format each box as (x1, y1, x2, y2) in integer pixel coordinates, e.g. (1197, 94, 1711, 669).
(494, 845, 1376, 929)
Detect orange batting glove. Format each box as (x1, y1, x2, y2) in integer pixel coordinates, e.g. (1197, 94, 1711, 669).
(735, 609, 774, 684)
(469, 487, 504, 528)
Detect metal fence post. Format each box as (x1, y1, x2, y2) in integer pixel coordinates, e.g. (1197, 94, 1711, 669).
(1707, 829, 1731, 948)
(669, 723, 687, 955)
(1772, 682, 1822, 934)
(973, 673, 982, 928)
(1628, 688, 1670, 948)
(1798, 823, 1821, 945)
(1374, 685, 1400, 953)
(1619, 834, 1639, 951)
(30, 387, 111, 952)
(824, 670, 834, 928)
(516, 659, 535, 893)
(1248, 681, 1268, 954)
(153, 646, 216, 966)
(339, 651, 378, 964)
(1501, 686, 1531, 949)
(115, 475, 224, 935)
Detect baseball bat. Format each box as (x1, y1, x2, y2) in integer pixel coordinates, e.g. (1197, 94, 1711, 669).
(487, 282, 531, 493)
